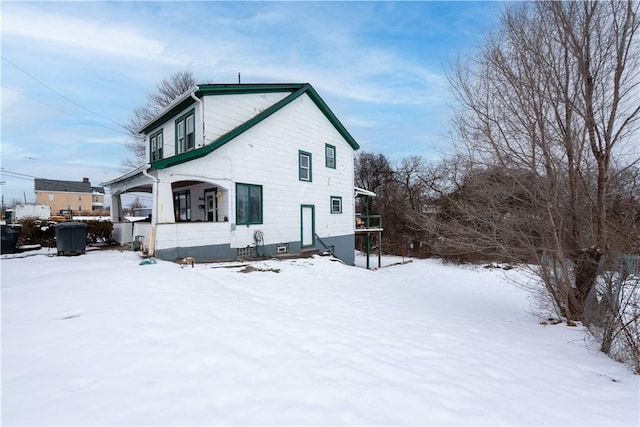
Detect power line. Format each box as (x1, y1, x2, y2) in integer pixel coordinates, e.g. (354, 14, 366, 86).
(1, 169, 39, 177)
(1, 55, 130, 132)
(1, 88, 130, 136)
(0, 169, 40, 180)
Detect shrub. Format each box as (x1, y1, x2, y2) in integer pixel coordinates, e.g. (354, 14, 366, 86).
(15, 219, 114, 247)
(16, 218, 56, 247)
(85, 220, 114, 243)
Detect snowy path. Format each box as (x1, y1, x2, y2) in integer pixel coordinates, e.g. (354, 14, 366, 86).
(2, 250, 638, 425)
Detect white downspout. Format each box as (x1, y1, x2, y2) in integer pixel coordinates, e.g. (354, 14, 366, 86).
(142, 165, 159, 257)
(190, 90, 205, 148)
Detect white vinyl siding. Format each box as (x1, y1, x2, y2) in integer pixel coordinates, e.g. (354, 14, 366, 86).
(146, 92, 355, 251)
(202, 92, 290, 144)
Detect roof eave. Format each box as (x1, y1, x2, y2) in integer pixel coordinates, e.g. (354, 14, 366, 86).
(137, 85, 199, 134)
(102, 164, 147, 187)
(143, 83, 360, 170)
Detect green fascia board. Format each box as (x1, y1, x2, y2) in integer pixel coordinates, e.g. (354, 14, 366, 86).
(140, 84, 307, 133)
(140, 97, 199, 134)
(197, 83, 308, 95)
(302, 84, 360, 150)
(150, 83, 360, 170)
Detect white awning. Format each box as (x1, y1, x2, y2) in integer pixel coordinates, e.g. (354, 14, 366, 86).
(354, 187, 376, 197)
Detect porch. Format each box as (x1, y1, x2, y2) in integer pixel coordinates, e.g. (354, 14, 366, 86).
(355, 187, 383, 269)
(106, 166, 233, 257)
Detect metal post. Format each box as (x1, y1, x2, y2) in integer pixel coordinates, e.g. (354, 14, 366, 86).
(365, 195, 370, 269)
(378, 230, 382, 268)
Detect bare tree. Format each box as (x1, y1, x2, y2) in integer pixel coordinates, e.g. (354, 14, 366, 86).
(123, 71, 197, 169)
(354, 151, 394, 197)
(9, 198, 22, 207)
(447, 1, 639, 322)
(354, 151, 395, 252)
(128, 196, 145, 211)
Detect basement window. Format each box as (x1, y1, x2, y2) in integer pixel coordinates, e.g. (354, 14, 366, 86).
(237, 246, 254, 258)
(276, 243, 289, 254)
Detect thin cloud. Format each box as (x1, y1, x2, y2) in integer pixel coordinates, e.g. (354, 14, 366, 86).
(83, 136, 130, 147)
(0, 141, 32, 160)
(1, 1, 500, 202)
(2, 7, 183, 65)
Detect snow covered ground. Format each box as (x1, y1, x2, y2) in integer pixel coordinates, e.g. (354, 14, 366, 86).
(2, 249, 638, 426)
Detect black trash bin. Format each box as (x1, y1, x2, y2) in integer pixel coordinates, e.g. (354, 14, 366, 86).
(1, 224, 22, 254)
(55, 222, 88, 256)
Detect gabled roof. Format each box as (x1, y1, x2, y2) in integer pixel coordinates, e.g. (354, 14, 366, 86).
(35, 178, 104, 194)
(141, 83, 360, 170)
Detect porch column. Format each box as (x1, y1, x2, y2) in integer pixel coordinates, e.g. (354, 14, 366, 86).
(111, 194, 122, 222)
(156, 181, 175, 224)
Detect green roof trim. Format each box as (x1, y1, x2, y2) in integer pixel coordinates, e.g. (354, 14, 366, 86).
(140, 83, 315, 134)
(140, 97, 198, 134)
(150, 83, 360, 170)
(197, 83, 309, 95)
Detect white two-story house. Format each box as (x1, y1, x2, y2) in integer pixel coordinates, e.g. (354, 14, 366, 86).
(106, 83, 360, 264)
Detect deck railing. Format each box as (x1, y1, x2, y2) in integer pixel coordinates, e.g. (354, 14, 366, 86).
(355, 214, 383, 231)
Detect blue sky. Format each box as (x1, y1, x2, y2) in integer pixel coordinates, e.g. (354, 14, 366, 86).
(1, 1, 502, 205)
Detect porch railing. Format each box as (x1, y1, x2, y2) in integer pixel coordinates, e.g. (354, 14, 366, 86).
(355, 214, 382, 231)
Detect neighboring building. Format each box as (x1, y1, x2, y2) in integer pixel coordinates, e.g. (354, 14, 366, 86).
(105, 83, 361, 264)
(35, 178, 105, 216)
(14, 203, 51, 220)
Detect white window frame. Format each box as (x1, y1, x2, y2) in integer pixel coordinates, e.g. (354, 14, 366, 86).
(150, 130, 163, 162)
(330, 196, 342, 214)
(325, 144, 336, 169)
(299, 150, 312, 182)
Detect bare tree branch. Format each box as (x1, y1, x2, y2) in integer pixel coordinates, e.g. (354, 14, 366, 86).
(122, 71, 197, 169)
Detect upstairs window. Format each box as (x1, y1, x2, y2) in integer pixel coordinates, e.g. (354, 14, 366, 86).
(325, 144, 336, 169)
(299, 150, 312, 182)
(330, 196, 342, 214)
(150, 130, 163, 162)
(236, 183, 263, 225)
(186, 114, 195, 150)
(176, 110, 195, 154)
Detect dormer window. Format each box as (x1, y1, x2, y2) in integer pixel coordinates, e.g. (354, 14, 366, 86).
(150, 130, 163, 162)
(176, 110, 195, 154)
